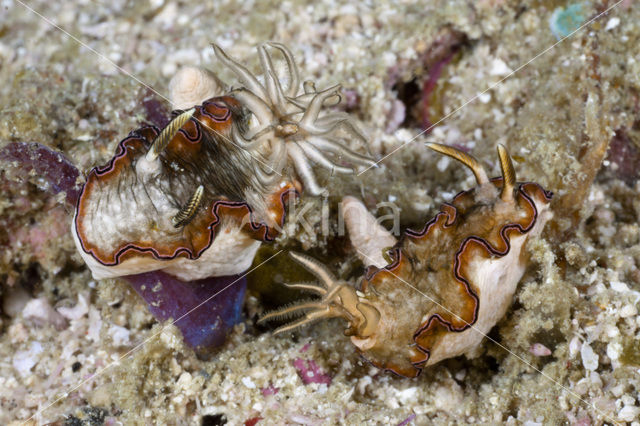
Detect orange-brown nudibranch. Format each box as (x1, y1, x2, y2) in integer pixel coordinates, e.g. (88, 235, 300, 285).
(260, 144, 553, 377)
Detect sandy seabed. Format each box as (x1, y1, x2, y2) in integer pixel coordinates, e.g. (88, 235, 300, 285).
(1, 0, 640, 424)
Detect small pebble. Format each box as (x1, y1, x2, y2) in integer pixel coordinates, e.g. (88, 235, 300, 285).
(13, 342, 43, 377)
(610, 281, 630, 292)
(57, 293, 89, 320)
(569, 336, 582, 358)
(618, 405, 640, 422)
(108, 324, 131, 346)
(605, 17, 620, 31)
(580, 342, 599, 371)
(620, 304, 638, 318)
(489, 58, 512, 76)
(529, 343, 552, 356)
(23, 298, 68, 330)
(241, 377, 256, 389)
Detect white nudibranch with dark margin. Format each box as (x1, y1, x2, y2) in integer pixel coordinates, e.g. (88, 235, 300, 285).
(72, 43, 374, 281)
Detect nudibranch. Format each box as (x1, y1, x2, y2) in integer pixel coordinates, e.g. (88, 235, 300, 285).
(261, 144, 553, 377)
(72, 102, 291, 281)
(73, 43, 374, 281)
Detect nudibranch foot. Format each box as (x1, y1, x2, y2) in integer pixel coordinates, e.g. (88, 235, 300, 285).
(261, 144, 553, 378)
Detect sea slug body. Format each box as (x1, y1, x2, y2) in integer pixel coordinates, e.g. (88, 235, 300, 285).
(261, 144, 553, 377)
(72, 100, 295, 281)
(72, 43, 374, 282)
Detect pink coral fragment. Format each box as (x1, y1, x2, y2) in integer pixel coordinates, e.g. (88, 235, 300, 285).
(421, 54, 454, 131)
(260, 385, 279, 396)
(292, 358, 331, 386)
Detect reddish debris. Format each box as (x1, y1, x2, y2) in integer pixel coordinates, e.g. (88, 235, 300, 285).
(260, 385, 279, 396)
(292, 358, 332, 386)
(141, 91, 171, 128)
(300, 343, 311, 353)
(419, 29, 465, 131)
(452, 143, 472, 153)
(340, 88, 360, 112)
(7, 206, 70, 270)
(244, 417, 262, 426)
(573, 416, 592, 426)
(387, 28, 465, 132)
(0, 142, 81, 275)
(605, 127, 640, 183)
(422, 29, 465, 68)
(421, 54, 454, 131)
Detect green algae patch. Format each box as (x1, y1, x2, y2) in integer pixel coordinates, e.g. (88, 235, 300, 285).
(620, 338, 640, 367)
(248, 245, 321, 311)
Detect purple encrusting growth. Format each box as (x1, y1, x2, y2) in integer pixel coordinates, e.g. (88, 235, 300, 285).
(141, 92, 171, 128)
(260, 385, 279, 396)
(125, 271, 247, 357)
(0, 142, 82, 205)
(606, 128, 640, 183)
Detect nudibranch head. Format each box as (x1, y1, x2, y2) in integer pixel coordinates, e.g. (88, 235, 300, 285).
(211, 42, 376, 195)
(73, 97, 296, 281)
(258, 252, 380, 337)
(261, 144, 553, 378)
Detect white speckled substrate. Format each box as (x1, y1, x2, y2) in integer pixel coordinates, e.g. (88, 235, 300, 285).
(1, 0, 640, 424)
